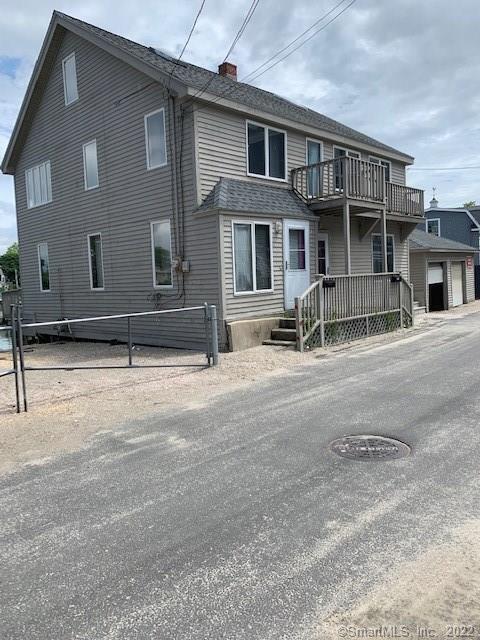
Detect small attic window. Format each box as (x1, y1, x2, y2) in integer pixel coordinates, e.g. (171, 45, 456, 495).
(62, 52, 78, 105)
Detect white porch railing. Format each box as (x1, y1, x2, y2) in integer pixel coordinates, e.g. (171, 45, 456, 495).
(294, 273, 414, 351)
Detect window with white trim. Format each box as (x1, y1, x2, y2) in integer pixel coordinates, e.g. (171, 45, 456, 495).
(25, 161, 52, 208)
(88, 233, 104, 290)
(333, 146, 360, 190)
(62, 52, 78, 105)
(233, 221, 272, 293)
(83, 140, 99, 190)
(427, 218, 440, 236)
(247, 121, 286, 180)
(37, 242, 50, 291)
(372, 234, 394, 273)
(145, 109, 167, 169)
(369, 156, 391, 182)
(151, 220, 173, 287)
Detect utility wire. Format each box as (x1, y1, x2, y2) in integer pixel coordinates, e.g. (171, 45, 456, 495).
(407, 166, 480, 171)
(241, 0, 350, 83)
(167, 0, 207, 88)
(188, 0, 357, 116)
(184, 0, 260, 105)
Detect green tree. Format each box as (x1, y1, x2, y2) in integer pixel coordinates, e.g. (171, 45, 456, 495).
(464, 200, 476, 208)
(0, 243, 19, 284)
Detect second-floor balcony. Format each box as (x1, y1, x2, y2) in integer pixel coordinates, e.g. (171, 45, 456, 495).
(291, 156, 424, 219)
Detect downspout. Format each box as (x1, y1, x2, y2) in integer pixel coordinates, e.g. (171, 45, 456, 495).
(169, 94, 181, 260)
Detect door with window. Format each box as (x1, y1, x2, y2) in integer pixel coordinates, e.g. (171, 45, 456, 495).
(306, 140, 322, 198)
(334, 147, 360, 191)
(284, 220, 310, 309)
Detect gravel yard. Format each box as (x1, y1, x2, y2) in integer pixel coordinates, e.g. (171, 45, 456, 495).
(1, 301, 478, 476)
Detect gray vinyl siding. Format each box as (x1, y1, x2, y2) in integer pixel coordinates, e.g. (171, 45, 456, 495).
(409, 252, 426, 306)
(422, 210, 480, 265)
(14, 30, 219, 350)
(411, 252, 475, 311)
(317, 217, 409, 276)
(194, 105, 407, 203)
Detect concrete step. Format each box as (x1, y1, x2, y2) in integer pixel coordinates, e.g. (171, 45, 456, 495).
(414, 305, 427, 315)
(271, 328, 296, 342)
(279, 318, 296, 330)
(413, 301, 422, 309)
(262, 339, 296, 348)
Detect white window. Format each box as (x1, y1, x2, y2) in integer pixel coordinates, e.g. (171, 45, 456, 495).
(88, 233, 104, 290)
(427, 218, 440, 236)
(25, 161, 52, 208)
(37, 242, 50, 291)
(83, 140, 99, 190)
(247, 121, 286, 181)
(333, 146, 360, 190)
(232, 221, 273, 294)
(145, 109, 167, 169)
(372, 234, 395, 273)
(62, 52, 78, 105)
(369, 156, 392, 182)
(150, 220, 173, 287)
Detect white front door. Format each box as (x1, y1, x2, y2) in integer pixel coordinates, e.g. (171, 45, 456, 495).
(284, 219, 310, 309)
(451, 262, 464, 306)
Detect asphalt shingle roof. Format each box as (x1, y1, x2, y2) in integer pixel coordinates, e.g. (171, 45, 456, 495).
(56, 12, 410, 160)
(197, 178, 311, 217)
(410, 229, 476, 253)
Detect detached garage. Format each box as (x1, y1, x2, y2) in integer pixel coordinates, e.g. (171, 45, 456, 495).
(409, 229, 476, 312)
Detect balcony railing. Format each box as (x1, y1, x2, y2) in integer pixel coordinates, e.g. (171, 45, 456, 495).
(291, 156, 424, 218)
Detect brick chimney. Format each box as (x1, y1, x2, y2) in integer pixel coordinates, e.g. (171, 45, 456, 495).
(218, 61, 237, 80)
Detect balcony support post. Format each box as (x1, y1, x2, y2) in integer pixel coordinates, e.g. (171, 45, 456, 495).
(343, 200, 351, 274)
(381, 207, 388, 272)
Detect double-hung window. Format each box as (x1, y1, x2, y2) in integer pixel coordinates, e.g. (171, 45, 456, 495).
(37, 242, 50, 291)
(233, 221, 272, 294)
(145, 109, 167, 169)
(372, 234, 395, 273)
(151, 220, 173, 287)
(25, 161, 52, 208)
(427, 218, 440, 236)
(62, 52, 78, 105)
(333, 146, 360, 190)
(88, 233, 104, 290)
(247, 121, 286, 180)
(369, 156, 391, 182)
(83, 140, 99, 190)
(306, 139, 323, 198)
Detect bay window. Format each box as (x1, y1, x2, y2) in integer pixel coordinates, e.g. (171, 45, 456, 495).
(233, 221, 272, 293)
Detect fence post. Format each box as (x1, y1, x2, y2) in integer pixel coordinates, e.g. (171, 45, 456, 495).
(295, 297, 303, 353)
(204, 303, 211, 365)
(410, 282, 415, 327)
(399, 278, 404, 329)
(16, 305, 28, 412)
(127, 316, 133, 366)
(318, 277, 325, 348)
(10, 305, 20, 413)
(209, 305, 219, 366)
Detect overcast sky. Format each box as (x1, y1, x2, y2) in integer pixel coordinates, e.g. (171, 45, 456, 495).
(1, 0, 479, 252)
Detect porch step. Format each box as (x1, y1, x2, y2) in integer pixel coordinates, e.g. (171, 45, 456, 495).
(279, 318, 296, 330)
(263, 339, 296, 348)
(271, 327, 296, 342)
(414, 305, 426, 315)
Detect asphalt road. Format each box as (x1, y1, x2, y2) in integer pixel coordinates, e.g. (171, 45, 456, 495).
(1, 312, 480, 639)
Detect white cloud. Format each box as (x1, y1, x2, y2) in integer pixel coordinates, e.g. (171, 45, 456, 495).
(1, 0, 480, 246)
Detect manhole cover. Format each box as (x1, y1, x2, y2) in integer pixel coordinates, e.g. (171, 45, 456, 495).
(330, 435, 410, 461)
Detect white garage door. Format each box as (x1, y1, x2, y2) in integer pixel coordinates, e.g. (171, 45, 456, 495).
(451, 262, 464, 307)
(428, 263, 444, 284)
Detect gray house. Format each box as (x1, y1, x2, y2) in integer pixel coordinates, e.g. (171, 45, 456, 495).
(422, 197, 480, 298)
(1, 12, 425, 351)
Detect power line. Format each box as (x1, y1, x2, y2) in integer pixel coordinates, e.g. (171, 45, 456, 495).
(188, 0, 357, 116)
(407, 166, 480, 171)
(185, 0, 260, 105)
(177, 0, 207, 62)
(241, 0, 351, 83)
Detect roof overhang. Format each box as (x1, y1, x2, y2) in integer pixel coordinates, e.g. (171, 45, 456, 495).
(187, 88, 415, 165)
(424, 207, 480, 230)
(410, 247, 478, 253)
(1, 11, 189, 174)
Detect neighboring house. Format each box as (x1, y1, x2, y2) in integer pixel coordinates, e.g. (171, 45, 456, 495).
(409, 229, 476, 312)
(421, 196, 480, 298)
(1, 12, 425, 351)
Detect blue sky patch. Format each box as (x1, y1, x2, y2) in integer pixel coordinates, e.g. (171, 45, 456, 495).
(0, 56, 21, 79)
